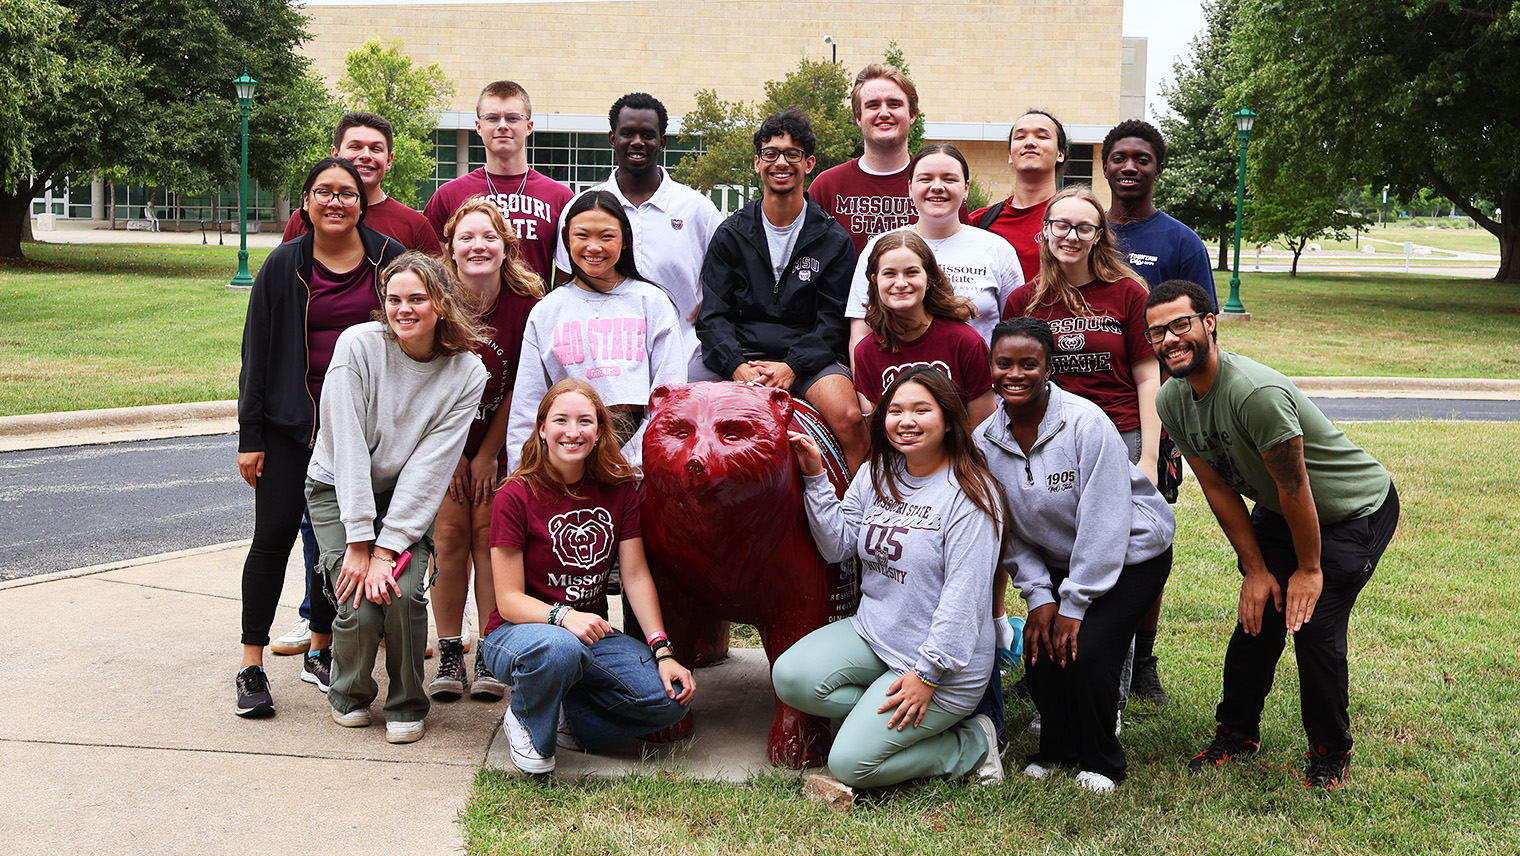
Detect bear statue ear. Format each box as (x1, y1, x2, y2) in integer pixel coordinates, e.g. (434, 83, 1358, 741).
(649, 384, 673, 412)
(770, 388, 794, 422)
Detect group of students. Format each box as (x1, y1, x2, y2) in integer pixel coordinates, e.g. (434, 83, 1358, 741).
(231, 67, 1398, 794)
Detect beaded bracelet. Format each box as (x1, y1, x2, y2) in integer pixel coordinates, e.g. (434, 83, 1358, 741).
(913, 668, 940, 689)
(546, 604, 568, 626)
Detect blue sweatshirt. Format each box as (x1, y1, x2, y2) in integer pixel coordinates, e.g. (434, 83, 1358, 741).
(975, 383, 1175, 620)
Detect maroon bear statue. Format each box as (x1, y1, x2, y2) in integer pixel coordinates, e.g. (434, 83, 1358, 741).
(639, 381, 856, 767)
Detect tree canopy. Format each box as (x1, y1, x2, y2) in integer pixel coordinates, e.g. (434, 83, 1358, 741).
(0, 0, 328, 258)
(337, 39, 453, 208)
(1232, 0, 1520, 281)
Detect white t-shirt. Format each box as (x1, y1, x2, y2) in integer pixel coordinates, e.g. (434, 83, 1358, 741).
(555, 168, 724, 375)
(848, 225, 1024, 344)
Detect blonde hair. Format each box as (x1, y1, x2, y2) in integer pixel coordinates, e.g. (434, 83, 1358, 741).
(443, 197, 546, 312)
(477, 80, 531, 117)
(863, 231, 973, 352)
(510, 379, 636, 498)
(850, 63, 919, 120)
(1028, 186, 1144, 317)
(376, 252, 488, 358)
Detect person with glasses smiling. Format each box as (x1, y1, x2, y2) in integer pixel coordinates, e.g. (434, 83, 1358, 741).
(1004, 185, 1162, 733)
(698, 108, 870, 474)
(234, 156, 407, 719)
(424, 80, 572, 281)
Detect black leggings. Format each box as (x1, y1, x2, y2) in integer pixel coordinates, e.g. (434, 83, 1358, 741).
(240, 427, 335, 646)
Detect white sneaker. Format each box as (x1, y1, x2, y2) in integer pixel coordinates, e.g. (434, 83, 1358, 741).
(386, 720, 425, 744)
(1023, 762, 1053, 780)
(556, 706, 582, 751)
(501, 706, 554, 773)
(331, 706, 371, 728)
(968, 714, 1005, 785)
(1076, 770, 1117, 793)
(271, 618, 311, 655)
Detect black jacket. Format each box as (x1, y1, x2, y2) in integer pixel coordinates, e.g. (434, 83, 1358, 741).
(697, 196, 856, 380)
(237, 224, 406, 452)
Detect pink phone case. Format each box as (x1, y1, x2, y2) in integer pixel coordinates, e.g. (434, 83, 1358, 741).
(390, 549, 412, 580)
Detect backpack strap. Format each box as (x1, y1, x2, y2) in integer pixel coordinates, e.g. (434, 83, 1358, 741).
(976, 200, 1005, 230)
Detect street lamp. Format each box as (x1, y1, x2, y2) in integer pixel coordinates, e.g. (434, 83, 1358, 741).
(1222, 105, 1257, 317)
(229, 72, 258, 290)
(823, 35, 836, 64)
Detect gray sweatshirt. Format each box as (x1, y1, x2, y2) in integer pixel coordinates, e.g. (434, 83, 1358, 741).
(505, 277, 685, 472)
(308, 322, 487, 554)
(976, 383, 1175, 621)
(802, 465, 998, 714)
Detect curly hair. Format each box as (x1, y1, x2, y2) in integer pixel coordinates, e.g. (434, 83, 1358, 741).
(863, 231, 974, 352)
(375, 252, 488, 359)
(1101, 119, 1166, 169)
(1026, 186, 1144, 318)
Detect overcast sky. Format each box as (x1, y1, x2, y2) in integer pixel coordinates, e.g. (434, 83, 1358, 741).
(298, 0, 1209, 119)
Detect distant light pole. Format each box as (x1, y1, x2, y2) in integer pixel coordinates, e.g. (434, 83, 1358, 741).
(229, 72, 258, 290)
(1222, 105, 1257, 317)
(823, 35, 836, 64)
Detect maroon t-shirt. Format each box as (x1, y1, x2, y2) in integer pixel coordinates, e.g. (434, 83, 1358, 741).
(972, 196, 1050, 284)
(484, 476, 642, 635)
(852, 318, 992, 407)
(305, 258, 380, 404)
(422, 168, 573, 282)
(283, 196, 442, 257)
(1005, 277, 1152, 432)
(808, 159, 969, 255)
(465, 289, 540, 465)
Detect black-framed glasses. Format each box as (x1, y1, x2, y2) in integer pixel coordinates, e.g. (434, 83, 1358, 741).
(308, 188, 360, 207)
(478, 113, 528, 126)
(1143, 312, 1209, 344)
(758, 147, 806, 163)
(1044, 219, 1101, 241)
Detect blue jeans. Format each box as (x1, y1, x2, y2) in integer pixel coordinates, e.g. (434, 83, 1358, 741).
(481, 622, 689, 758)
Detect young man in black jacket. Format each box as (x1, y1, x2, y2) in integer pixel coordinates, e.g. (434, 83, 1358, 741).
(698, 108, 868, 472)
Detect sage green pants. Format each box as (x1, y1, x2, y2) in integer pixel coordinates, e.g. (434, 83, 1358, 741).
(772, 619, 991, 789)
(305, 478, 433, 724)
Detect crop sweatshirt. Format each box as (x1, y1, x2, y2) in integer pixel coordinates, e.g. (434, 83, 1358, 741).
(802, 465, 998, 714)
(975, 382, 1175, 621)
(307, 322, 487, 554)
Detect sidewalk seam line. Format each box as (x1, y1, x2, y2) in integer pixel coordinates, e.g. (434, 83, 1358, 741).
(0, 735, 483, 768)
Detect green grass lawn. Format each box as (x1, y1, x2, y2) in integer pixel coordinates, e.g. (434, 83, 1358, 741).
(1, 243, 1518, 416)
(462, 421, 1520, 856)
(0, 242, 269, 415)
(1315, 225, 1501, 256)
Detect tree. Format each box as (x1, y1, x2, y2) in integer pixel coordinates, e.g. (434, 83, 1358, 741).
(1232, 0, 1520, 282)
(883, 41, 927, 154)
(673, 57, 859, 196)
(337, 39, 454, 208)
(1155, 0, 1243, 272)
(1248, 168, 1370, 275)
(0, 0, 330, 259)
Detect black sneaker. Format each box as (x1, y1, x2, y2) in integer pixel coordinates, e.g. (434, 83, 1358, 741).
(1008, 675, 1031, 702)
(470, 649, 506, 701)
(428, 638, 466, 701)
(301, 647, 332, 693)
(1186, 726, 1260, 773)
(235, 666, 275, 718)
(1129, 656, 1171, 706)
(1304, 745, 1351, 790)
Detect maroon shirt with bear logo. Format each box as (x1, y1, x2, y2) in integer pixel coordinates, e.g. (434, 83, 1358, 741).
(484, 475, 641, 635)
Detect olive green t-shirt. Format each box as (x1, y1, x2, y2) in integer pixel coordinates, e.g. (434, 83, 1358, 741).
(1156, 351, 1390, 523)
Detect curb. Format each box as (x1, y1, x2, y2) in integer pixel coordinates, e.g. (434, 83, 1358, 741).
(1291, 377, 1520, 399)
(0, 540, 251, 591)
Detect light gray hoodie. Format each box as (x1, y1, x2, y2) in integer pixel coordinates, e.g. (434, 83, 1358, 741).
(975, 382, 1175, 621)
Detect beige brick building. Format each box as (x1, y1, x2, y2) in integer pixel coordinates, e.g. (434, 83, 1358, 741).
(301, 0, 1144, 210)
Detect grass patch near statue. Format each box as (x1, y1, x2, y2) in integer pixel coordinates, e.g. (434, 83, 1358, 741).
(0, 242, 270, 416)
(460, 420, 1520, 855)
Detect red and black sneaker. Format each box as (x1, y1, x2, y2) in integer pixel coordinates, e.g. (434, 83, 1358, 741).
(1304, 745, 1352, 790)
(1186, 725, 1261, 773)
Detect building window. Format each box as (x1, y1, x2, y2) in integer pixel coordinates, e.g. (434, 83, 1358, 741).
(1061, 144, 1094, 188)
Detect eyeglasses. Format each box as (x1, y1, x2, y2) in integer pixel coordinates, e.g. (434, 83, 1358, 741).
(1142, 312, 1209, 344)
(1044, 219, 1101, 242)
(478, 113, 529, 126)
(758, 147, 807, 163)
(308, 188, 361, 207)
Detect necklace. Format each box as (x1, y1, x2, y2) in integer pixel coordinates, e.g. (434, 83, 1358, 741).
(917, 222, 961, 251)
(482, 167, 530, 203)
(571, 278, 624, 318)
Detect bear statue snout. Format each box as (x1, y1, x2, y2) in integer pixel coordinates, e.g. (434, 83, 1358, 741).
(685, 456, 707, 476)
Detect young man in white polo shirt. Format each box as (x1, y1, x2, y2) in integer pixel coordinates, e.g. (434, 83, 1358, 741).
(554, 93, 724, 379)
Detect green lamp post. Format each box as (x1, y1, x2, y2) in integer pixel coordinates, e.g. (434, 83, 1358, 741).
(229, 72, 259, 289)
(1222, 105, 1257, 316)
